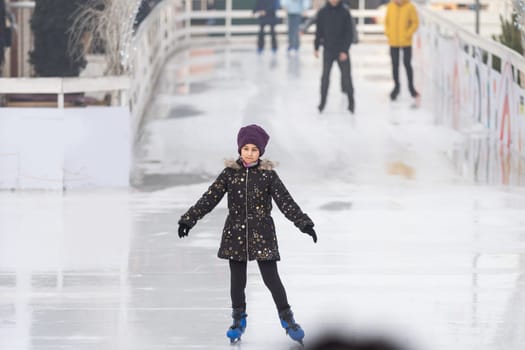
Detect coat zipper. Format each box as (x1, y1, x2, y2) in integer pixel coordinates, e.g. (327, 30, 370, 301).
(245, 167, 249, 261)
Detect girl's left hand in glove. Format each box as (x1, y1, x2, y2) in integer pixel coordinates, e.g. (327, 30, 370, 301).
(301, 225, 318, 243)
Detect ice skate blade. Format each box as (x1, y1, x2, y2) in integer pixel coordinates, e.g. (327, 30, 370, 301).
(229, 337, 241, 344)
(286, 337, 304, 348)
(289, 340, 304, 349)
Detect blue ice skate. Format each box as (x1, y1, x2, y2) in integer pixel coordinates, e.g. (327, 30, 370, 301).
(279, 308, 305, 346)
(226, 308, 247, 344)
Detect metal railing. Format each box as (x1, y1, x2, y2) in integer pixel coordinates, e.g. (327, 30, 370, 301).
(0, 76, 130, 108)
(127, 0, 385, 135)
(0, 0, 383, 135)
(419, 6, 525, 73)
(416, 5, 525, 160)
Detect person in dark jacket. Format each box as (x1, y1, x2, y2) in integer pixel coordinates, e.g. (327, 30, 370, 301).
(314, 0, 355, 114)
(301, 0, 358, 46)
(302, 0, 357, 95)
(253, 0, 280, 53)
(178, 124, 317, 345)
(0, 0, 6, 73)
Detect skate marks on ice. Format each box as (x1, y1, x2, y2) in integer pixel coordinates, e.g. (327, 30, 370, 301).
(319, 201, 353, 211)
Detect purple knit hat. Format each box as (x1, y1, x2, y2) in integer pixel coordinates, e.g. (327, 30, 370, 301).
(237, 124, 270, 156)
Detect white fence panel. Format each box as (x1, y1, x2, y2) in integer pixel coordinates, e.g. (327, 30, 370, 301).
(415, 6, 525, 185)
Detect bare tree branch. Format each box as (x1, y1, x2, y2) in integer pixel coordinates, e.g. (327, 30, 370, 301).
(68, 0, 142, 75)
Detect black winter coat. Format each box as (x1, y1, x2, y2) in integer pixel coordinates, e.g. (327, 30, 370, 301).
(0, 0, 6, 67)
(314, 1, 353, 53)
(253, 0, 280, 26)
(179, 159, 313, 262)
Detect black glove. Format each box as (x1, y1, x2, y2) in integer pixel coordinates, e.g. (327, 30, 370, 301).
(178, 223, 190, 238)
(300, 225, 317, 243)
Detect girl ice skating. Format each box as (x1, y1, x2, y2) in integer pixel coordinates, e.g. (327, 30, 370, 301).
(178, 124, 317, 345)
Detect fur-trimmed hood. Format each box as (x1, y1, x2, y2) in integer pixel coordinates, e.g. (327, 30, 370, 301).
(224, 158, 277, 171)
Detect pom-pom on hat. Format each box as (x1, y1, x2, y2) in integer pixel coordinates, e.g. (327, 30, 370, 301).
(237, 124, 270, 156)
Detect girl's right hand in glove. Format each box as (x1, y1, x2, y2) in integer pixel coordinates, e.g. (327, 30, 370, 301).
(178, 223, 190, 238)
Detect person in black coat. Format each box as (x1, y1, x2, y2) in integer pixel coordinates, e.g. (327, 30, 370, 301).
(314, 0, 355, 114)
(302, 0, 358, 97)
(253, 0, 280, 53)
(178, 124, 317, 345)
(301, 0, 358, 45)
(0, 0, 6, 72)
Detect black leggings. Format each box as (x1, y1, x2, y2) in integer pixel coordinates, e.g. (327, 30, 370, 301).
(229, 260, 290, 312)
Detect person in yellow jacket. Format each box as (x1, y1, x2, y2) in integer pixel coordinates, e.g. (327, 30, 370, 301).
(384, 0, 419, 101)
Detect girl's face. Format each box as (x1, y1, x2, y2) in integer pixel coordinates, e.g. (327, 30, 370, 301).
(240, 144, 260, 164)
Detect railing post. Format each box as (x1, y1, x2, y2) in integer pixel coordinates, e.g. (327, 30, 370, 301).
(359, 0, 365, 27)
(120, 90, 128, 108)
(185, 0, 192, 42)
(474, 0, 480, 35)
(58, 93, 64, 109)
(226, 0, 233, 41)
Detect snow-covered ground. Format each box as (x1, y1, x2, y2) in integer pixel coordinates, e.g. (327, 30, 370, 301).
(1, 42, 524, 350)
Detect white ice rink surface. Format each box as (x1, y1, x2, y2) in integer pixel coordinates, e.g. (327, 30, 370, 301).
(1, 43, 525, 350)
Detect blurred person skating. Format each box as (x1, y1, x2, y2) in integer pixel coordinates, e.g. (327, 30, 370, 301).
(178, 124, 318, 345)
(314, 0, 355, 113)
(0, 0, 6, 75)
(301, 0, 358, 46)
(302, 0, 357, 94)
(254, 0, 281, 54)
(384, 0, 419, 101)
(282, 0, 311, 56)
